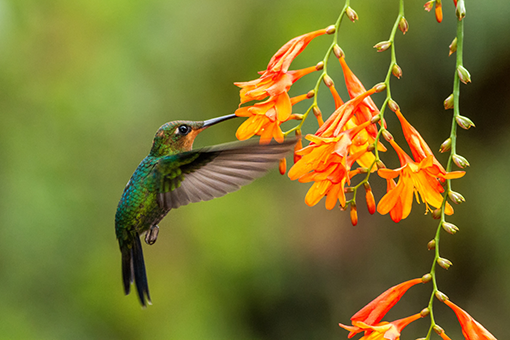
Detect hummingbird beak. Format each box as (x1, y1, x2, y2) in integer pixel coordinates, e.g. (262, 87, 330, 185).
(202, 113, 237, 128)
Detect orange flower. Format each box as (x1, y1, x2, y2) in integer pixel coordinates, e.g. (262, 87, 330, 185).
(235, 28, 328, 144)
(444, 299, 498, 340)
(377, 139, 464, 223)
(288, 88, 379, 209)
(340, 313, 422, 340)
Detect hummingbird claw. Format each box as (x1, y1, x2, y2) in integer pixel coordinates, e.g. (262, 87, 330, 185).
(145, 225, 159, 245)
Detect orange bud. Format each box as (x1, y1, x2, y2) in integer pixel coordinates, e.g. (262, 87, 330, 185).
(323, 75, 334, 87)
(424, 1, 434, 12)
(350, 203, 358, 226)
(435, 2, 443, 23)
(422, 273, 432, 282)
(333, 45, 344, 59)
(435, 291, 449, 302)
(420, 308, 430, 317)
(388, 99, 400, 112)
(382, 130, 394, 142)
(307, 90, 315, 98)
(365, 185, 376, 215)
(373, 82, 387, 92)
(279, 157, 287, 175)
(315, 61, 324, 70)
(399, 17, 409, 34)
(392, 64, 402, 79)
(312, 106, 324, 126)
(326, 25, 336, 35)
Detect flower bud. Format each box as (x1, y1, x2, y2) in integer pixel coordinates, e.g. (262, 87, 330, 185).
(452, 154, 470, 168)
(444, 94, 454, 110)
(437, 257, 453, 270)
(346, 7, 359, 22)
(422, 273, 432, 283)
(388, 99, 400, 112)
(333, 45, 344, 59)
(373, 82, 387, 92)
(456, 0, 466, 20)
(424, 1, 434, 12)
(432, 209, 442, 220)
(449, 37, 457, 56)
(382, 130, 394, 142)
(420, 308, 430, 317)
(374, 40, 392, 52)
(442, 222, 459, 234)
(427, 240, 436, 250)
(435, 2, 443, 23)
(279, 157, 286, 175)
(326, 25, 336, 35)
(457, 65, 471, 84)
(448, 190, 465, 204)
(370, 115, 381, 124)
(315, 61, 324, 71)
(376, 160, 386, 169)
(456, 115, 475, 130)
(306, 90, 315, 99)
(392, 64, 402, 79)
(344, 187, 354, 193)
(323, 75, 334, 87)
(435, 291, 449, 302)
(350, 202, 358, 226)
(364, 183, 376, 215)
(439, 138, 451, 153)
(398, 17, 409, 34)
(433, 325, 445, 335)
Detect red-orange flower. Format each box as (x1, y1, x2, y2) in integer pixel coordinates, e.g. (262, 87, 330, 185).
(377, 139, 464, 223)
(288, 88, 378, 209)
(444, 299, 498, 340)
(340, 313, 422, 340)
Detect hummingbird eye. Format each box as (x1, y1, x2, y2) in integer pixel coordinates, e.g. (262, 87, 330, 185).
(177, 125, 191, 135)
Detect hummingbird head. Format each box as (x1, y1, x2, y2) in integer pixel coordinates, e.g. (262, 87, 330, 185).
(149, 113, 237, 157)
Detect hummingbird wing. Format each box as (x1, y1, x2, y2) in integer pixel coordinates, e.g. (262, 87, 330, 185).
(154, 139, 296, 210)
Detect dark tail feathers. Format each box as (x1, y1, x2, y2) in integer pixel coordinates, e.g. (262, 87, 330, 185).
(122, 233, 151, 307)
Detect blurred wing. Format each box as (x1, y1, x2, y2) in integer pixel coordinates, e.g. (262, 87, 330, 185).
(155, 139, 296, 210)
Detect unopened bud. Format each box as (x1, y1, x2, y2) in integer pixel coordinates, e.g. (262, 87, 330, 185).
(444, 94, 454, 110)
(437, 257, 453, 270)
(358, 167, 369, 174)
(452, 154, 470, 168)
(376, 160, 386, 169)
(312, 106, 322, 118)
(457, 65, 471, 84)
(427, 240, 436, 250)
(350, 202, 358, 226)
(333, 45, 344, 59)
(456, 0, 466, 20)
(398, 17, 409, 34)
(373, 82, 387, 92)
(326, 25, 336, 35)
(448, 191, 465, 204)
(456, 115, 475, 130)
(432, 208, 442, 220)
(442, 222, 459, 235)
(346, 7, 359, 22)
(422, 273, 432, 283)
(420, 308, 430, 317)
(323, 75, 334, 87)
(315, 61, 324, 71)
(364, 183, 376, 215)
(374, 40, 391, 52)
(367, 143, 376, 152)
(424, 1, 434, 12)
(370, 115, 381, 124)
(449, 37, 457, 56)
(279, 158, 286, 175)
(382, 130, 394, 142)
(388, 99, 400, 112)
(439, 138, 451, 153)
(435, 2, 443, 23)
(435, 291, 449, 302)
(344, 187, 354, 193)
(433, 325, 445, 336)
(392, 64, 403, 79)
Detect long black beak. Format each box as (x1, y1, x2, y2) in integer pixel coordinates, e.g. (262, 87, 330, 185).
(202, 113, 237, 128)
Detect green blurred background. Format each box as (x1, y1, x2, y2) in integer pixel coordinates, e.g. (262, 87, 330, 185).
(0, 0, 507, 339)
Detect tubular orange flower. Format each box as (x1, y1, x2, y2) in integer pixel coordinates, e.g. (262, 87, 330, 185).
(443, 299, 498, 340)
(339, 313, 423, 340)
(377, 139, 464, 223)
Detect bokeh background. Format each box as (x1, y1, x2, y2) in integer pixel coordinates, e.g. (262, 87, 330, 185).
(0, 1, 508, 339)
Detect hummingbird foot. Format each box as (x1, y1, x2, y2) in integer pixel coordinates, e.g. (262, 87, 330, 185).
(145, 225, 159, 245)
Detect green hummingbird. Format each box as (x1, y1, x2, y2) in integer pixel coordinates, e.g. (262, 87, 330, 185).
(115, 113, 296, 306)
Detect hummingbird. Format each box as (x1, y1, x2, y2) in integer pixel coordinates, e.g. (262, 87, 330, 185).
(115, 113, 296, 306)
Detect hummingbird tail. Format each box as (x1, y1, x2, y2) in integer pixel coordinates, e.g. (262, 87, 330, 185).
(121, 233, 151, 307)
